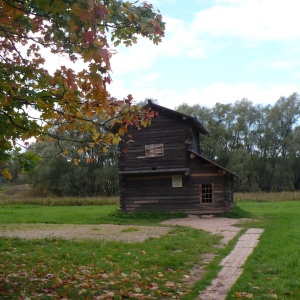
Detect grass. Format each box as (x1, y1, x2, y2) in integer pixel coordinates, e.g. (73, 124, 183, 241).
(235, 191, 300, 202)
(0, 226, 220, 299)
(0, 183, 120, 206)
(227, 201, 300, 300)
(2, 189, 300, 299)
(0, 205, 187, 226)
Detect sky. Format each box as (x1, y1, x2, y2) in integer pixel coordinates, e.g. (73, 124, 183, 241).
(107, 0, 300, 109)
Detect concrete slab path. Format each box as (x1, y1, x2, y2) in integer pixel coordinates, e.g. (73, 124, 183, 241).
(197, 228, 264, 300)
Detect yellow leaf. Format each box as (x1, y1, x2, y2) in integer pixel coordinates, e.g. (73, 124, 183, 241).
(1, 168, 12, 180)
(118, 127, 127, 135)
(102, 146, 107, 153)
(78, 148, 84, 155)
(141, 119, 150, 127)
(103, 136, 111, 144)
(63, 150, 68, 155)
(73, 159, 80, 165)
(76, 111, 83, 118)
(112, 136, 120, 144)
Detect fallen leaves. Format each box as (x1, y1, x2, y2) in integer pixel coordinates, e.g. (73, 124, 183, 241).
(0, 247, 190, 299)
(235, 292, 254, 298)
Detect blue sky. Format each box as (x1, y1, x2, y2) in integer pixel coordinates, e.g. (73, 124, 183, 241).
(108, 0, 300, 109)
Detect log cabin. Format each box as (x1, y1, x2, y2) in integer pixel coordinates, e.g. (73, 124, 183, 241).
(118, 100, 236, 214)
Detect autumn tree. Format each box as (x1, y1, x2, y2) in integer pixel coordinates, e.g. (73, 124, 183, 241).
(0, 0, 165, 178)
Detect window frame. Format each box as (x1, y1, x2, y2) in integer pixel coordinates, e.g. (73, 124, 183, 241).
(145, 143, 164, 158)
(200, 183, 214, 204)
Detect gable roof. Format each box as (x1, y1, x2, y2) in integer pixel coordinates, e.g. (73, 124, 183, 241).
(188, 150, 238, 177)
(145, 100, 210, 135)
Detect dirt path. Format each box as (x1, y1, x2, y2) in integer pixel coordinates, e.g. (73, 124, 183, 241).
(161, 215, 246, 245)
(0, 216, 245, 244)
(0, 224, 171, 243)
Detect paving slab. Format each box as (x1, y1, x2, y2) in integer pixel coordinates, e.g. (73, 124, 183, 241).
(198, 228, 264, 300)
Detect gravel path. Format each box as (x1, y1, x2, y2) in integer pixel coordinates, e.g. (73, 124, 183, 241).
(161, 215, 246, 245)
(0, 224, 171, 243)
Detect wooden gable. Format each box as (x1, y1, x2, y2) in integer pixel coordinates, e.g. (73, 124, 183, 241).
(119, 100, 210, 173)
(118, 100, 235, 214)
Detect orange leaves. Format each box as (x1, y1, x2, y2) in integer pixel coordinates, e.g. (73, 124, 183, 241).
(1, 0, 165, 161)
(235, 292, 254, 298)
(83, 30, 97, 44)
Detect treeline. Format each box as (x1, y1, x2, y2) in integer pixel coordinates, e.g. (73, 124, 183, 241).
(2, 93, 300, 195)
(177, 93, 300, 192)
(21, 137, 119, 197)
(0, 142, 117, 197)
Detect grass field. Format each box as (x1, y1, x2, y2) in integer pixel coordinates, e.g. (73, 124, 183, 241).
(0, 203, 220, 299)
(1, 191, 300, 299)
(227, 201, 300, 300)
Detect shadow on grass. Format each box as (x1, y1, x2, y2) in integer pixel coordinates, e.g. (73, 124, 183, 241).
(218, 204, 254, 219)
(110, 209, 187, 220)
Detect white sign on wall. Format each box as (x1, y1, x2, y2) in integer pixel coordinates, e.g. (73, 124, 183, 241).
(172, 175, 182, 188)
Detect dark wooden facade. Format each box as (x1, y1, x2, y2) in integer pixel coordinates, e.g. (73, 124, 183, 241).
(118, 100, 236, 214)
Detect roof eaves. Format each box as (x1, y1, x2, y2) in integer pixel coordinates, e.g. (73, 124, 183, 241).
(188, 150, 239, 177)
(146, 99, 210, 135)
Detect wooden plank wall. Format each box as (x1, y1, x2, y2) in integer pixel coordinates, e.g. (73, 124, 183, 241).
(120, 111, 190, 171)
(118, 109, 234, 214)
(119, 173, 201, 212)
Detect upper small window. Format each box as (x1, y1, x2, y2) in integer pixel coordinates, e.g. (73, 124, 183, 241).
(145, 144, 164, 158)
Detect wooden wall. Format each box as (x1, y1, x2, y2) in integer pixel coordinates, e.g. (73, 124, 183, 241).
(118, 108, 234, 214)
(120, 110, 192, 172)
(119, 155, 234, 214)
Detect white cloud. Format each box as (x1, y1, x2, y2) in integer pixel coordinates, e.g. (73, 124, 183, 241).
(192, 0, 300, 41)
(110, 39, 159, 76)
(133, 73, 162, 88)
(109, 79, 300, 109)
(110, 15, 209, 76)
(251, 59, 296, 71)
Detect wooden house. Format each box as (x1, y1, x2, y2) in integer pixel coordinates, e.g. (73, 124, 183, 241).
(118, 100, 236, 214)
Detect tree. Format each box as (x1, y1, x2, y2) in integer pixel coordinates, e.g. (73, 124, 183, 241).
(0, 0, 165, 178)
(176, 93, 300, 192)
(27, 137, 119, 196)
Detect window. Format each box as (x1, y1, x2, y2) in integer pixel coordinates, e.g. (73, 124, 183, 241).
(145, 144, 164, 158)
(201, 184, 213, 203)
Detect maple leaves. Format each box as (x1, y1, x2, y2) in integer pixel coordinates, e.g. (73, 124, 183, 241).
(0, 235, 196, 299)
(0, 0, 165, 178)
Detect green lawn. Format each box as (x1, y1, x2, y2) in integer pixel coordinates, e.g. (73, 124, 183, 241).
(227, 201, 300, 300)
(0, 205, 119, 225)
(0, 204, 220, 299)
(0, 205, 186, 226)
(1, 201, 300, 299)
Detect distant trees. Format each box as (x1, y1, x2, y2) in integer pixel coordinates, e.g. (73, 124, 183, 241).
(177, 93, 300, 192)
(4, 93, 299, 194)
(26, 135, 119, 197)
